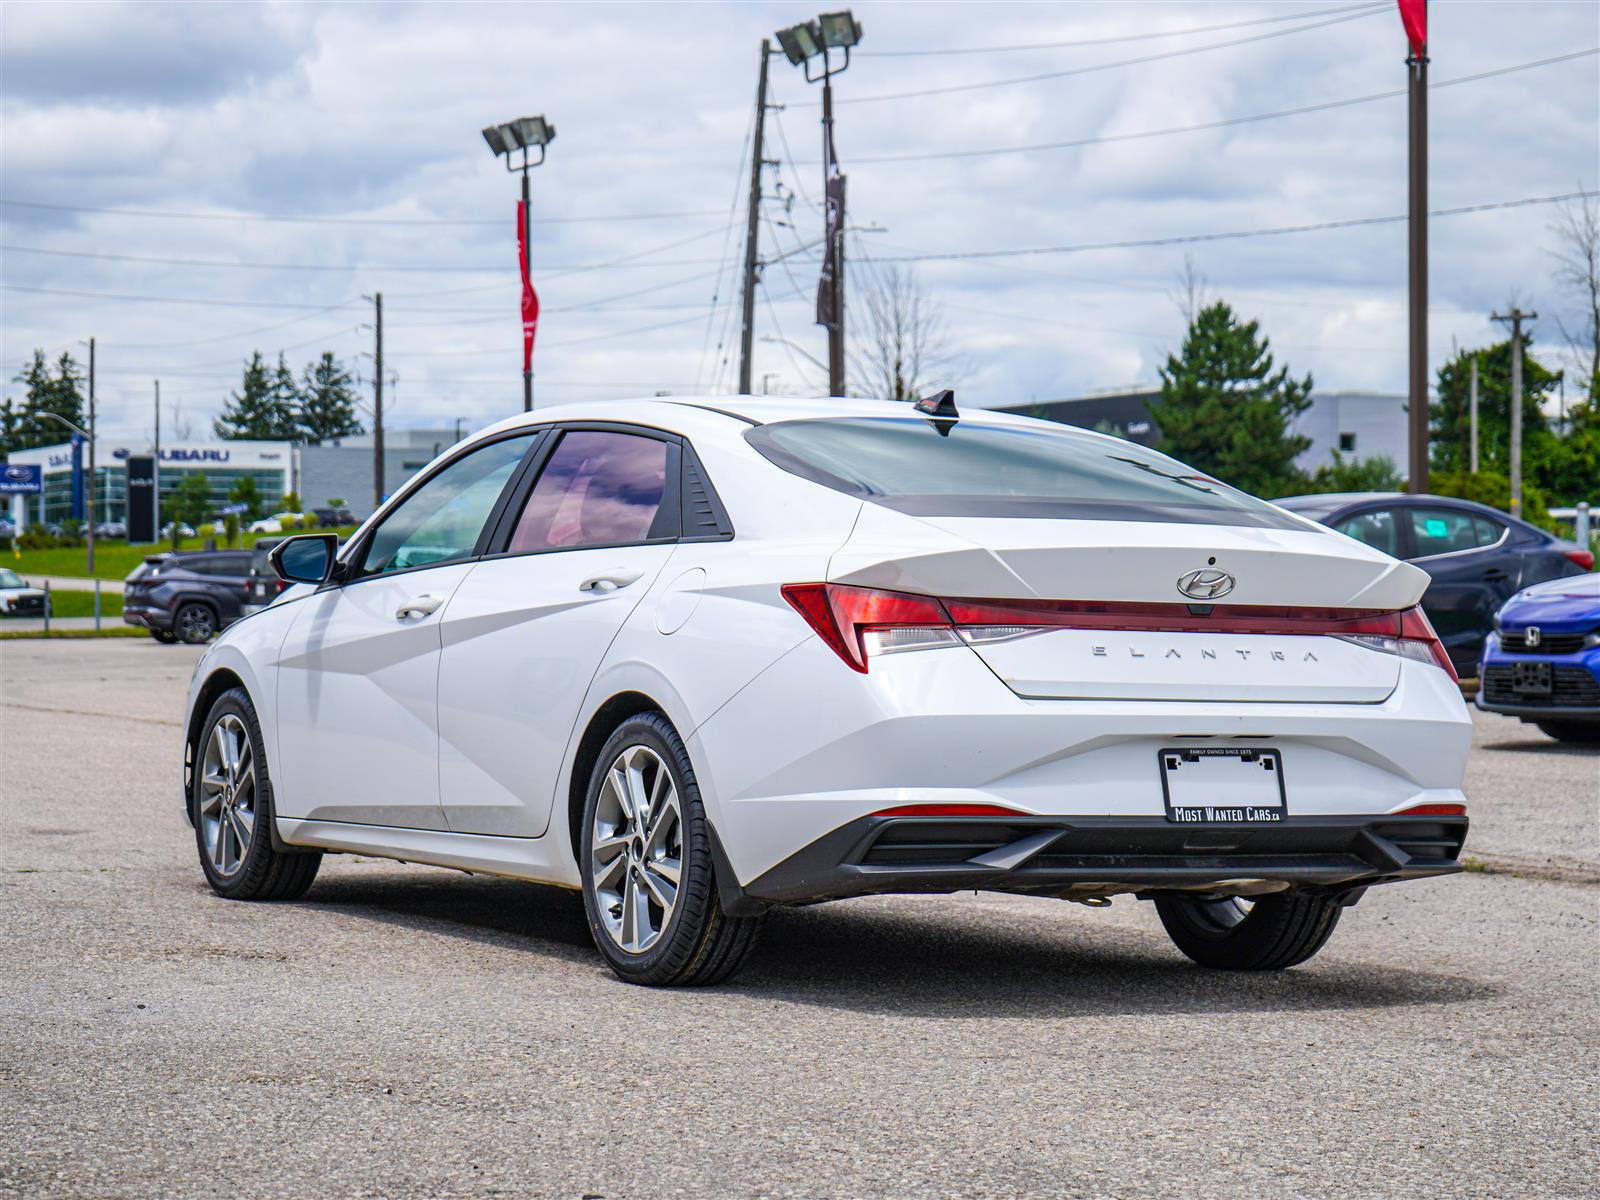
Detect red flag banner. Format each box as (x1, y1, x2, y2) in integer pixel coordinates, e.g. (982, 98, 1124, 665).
(517, 200, 539, 372)
(1397, 0, 1426, 55)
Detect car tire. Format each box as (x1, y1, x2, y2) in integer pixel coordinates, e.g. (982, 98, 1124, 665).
(1535, 721, 1600, 744)
(1154, 892, 1341, 971)
(193, 687, 321, 901)
(174, 602, 218, 644)
(579, 712, 761, 986)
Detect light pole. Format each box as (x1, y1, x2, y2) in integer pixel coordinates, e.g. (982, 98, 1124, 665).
(482, 115, 556, 412)
(775, 10, 862, 398)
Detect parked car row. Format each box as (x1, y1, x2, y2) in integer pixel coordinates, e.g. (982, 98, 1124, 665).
(1274, 492, 1592, 676)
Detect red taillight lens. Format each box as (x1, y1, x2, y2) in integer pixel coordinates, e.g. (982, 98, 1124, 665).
(1394, 802, 1467, 816)
(1564, 549, 1595, 571)
(782, 583, 951, 672)
(1396, 605, 1457, 679)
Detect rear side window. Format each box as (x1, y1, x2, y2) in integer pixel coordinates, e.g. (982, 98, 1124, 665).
(508, 431, 672, 553)
(1333, 509, 1399, 556)
(1409, 508, 1501, 557)
(745, 417, 1304, 528)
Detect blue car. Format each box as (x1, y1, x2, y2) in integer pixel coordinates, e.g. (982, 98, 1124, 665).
(1477, 573, 1600, 743)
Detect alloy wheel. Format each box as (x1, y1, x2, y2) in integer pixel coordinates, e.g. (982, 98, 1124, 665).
(198, 714, 256, 877)
(178, 605, 215, 643)
(589, 744, 683, 955)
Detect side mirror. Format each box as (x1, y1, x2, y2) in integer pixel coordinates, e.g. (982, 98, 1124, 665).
(268, 533, 339, 585)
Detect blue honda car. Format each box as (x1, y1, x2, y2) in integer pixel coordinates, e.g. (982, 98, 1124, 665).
(1477, 573, 1600, 744)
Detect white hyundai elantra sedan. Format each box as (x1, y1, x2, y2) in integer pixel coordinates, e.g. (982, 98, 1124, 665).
(182, 395, 1470, 985)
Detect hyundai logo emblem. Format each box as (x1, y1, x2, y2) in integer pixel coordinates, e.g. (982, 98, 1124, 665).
(1177, 568, 1236, 600)
(1525, 626, 1542, 647)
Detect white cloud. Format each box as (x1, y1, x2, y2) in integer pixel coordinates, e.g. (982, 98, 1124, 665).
(1, 0, 1595, 439)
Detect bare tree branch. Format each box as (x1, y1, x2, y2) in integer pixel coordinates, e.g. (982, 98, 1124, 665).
(1169, 253, 1213, 325)
(849, 264, 955, 401)
(1548, 192, 1600, 395)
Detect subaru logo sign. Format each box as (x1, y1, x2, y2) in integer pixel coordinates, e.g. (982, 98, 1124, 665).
(0, 463, 43, 494)
(1177, 568, 1236, 600)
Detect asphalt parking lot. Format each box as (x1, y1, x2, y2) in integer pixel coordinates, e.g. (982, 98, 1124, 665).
(2, 639, 1595, 1199)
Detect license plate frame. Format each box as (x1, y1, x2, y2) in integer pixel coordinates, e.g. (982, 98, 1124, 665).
(1159, 747, 1287, 824)
(1511, 660, 1553, 695)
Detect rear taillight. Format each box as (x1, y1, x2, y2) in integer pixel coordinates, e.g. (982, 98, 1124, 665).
(781, 583, 954, 673)
(1394, 802, 1467, 816)
(1564, 549, 1595, 571)
(783, 583, 1457, 679)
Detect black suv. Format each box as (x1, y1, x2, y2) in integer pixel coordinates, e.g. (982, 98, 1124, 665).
(123, 550, 253, 643)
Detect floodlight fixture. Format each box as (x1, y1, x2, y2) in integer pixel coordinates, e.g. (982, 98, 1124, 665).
(818, 11, 861, 49)
(775, 20, 822, 65)
(482, 113, 555, 171)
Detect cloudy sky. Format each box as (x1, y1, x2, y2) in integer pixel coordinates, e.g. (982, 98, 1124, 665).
(2, 0, 1596, 441)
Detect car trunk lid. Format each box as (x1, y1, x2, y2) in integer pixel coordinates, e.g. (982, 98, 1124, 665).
(828, 506, 1429, 703)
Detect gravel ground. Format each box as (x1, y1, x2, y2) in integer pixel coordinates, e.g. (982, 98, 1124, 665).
(1, 640, 1596, 1199)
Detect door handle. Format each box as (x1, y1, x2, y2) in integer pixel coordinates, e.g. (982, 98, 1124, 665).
(1482, 569, 1509, 581)
(579, 568, 645, 594)
(395, 594, 444, 621)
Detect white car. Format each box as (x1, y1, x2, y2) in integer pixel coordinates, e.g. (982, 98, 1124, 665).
(181, 396, 1471, 985)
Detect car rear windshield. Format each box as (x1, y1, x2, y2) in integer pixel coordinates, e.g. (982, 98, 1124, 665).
(745, 417, 1307, 528)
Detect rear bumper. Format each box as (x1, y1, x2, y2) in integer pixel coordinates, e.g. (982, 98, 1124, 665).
(122, 603, 169, 631)
(740, 813, 1468, 906)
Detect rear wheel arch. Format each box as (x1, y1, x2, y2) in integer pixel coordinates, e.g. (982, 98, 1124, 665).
(568, 691, 669, 858)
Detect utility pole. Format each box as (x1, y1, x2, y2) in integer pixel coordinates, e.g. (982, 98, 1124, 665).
(737, 39, 774, 396)
(153, 379, 162, 537)
(1468, 356, 1479, 473)
(1405, 20, 1429, 493)
(373, 292, 385, 510)
(521, 168, 534, 412)
(1492, 307, 1536, 518)
(822, 73, 846, 397)
(86, 337, 96, 573)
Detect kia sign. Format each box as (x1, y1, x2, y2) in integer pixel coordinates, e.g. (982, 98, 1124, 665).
(0, 464, 42, 494)
(126, 456, 157, 543)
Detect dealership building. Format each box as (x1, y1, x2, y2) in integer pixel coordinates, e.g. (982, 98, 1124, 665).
(4, 428, 463, 532)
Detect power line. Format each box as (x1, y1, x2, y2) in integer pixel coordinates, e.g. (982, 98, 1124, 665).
(830, 48, 1599, 165)
(791, 7, 1387, 107)
(9, 191, 1589, 321)
(864, 190, 1600, 264)
(1, 283, 358, 310)
(0, 227, 734, 274)
(860, 1, 1385, 57)
(0, 198, 726, 226)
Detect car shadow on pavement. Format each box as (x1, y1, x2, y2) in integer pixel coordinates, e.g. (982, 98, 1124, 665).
(299, 873, 599, 965)
(727, 902, 1497, 1019)
(1480, 737, 1597, 756)
(294, 872, 1494, 1018)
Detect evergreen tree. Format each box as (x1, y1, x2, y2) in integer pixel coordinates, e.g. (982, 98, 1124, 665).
(1148, 301, 1313, 496)
(6, 350, 86, 452)
(270, 353, 301, 432)
(214, 352, 296, 440)
(297, 352, 364, 444)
